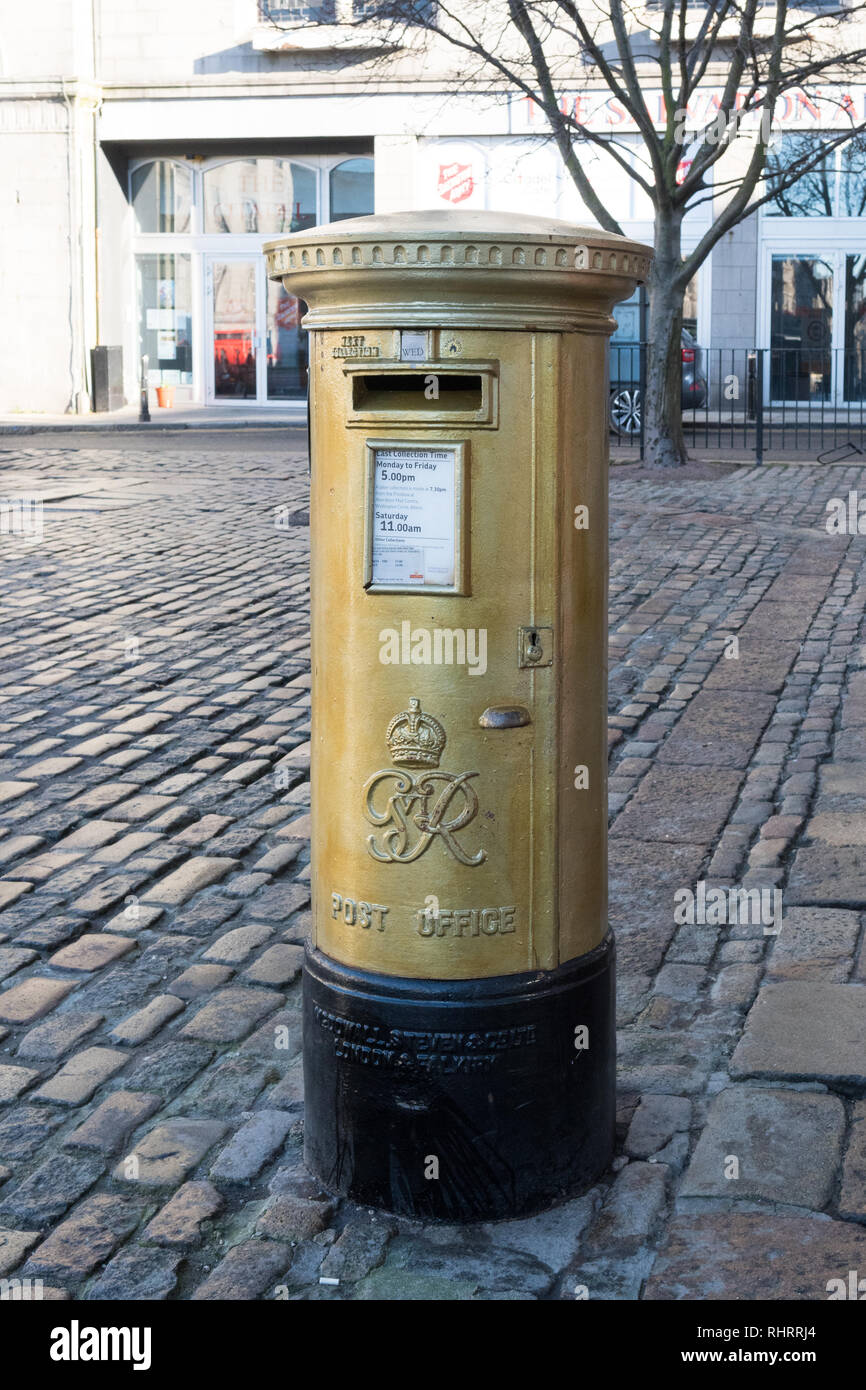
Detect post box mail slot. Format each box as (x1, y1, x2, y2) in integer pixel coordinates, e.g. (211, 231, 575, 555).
(354, 372, 483, 409)
(265, 209, 651, 1222)
(345, 360, 498, 427)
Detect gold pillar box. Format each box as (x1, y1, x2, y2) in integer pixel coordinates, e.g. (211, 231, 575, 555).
(265, 210, 650, 1222)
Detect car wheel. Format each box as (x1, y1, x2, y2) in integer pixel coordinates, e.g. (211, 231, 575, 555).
(610, 387, 642, 437)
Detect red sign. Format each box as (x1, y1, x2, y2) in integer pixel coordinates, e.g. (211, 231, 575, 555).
(275, 295, 299, 330)
(437, 162, 475, 204)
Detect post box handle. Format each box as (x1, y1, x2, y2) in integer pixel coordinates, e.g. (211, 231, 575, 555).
(478, 706, 532, 729)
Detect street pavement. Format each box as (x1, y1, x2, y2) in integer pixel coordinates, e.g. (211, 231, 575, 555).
(0, 435, 865, 1300)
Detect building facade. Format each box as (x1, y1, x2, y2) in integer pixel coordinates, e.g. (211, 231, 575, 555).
(1, 0, 864, 413)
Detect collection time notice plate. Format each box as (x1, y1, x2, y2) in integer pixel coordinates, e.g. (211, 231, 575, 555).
(364, 441, 468, 594)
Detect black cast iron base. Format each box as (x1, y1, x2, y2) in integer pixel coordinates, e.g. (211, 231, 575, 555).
(302, 934, 615, 1222)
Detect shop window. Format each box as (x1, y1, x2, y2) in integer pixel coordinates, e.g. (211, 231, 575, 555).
(203, 159, 317, 235)
(611, 288, 641, 341)
(767, 133, 866, 218)
(136, 254, 193, 386)
(770, 255, 833, 400)
(840, 136, 866, 217)
(259, 2, 336, 18)
(329, 158, 375, 222)
(766, 134, 836, 217)
(682, 275, 698, 338)
(845, 253, 866, 402)
(259, 1, 434, 19)
(352, 1, 435, 17)
(267, 282, 309, 399)
(611, 278, 698, 341)
(131, 162, 192, 234)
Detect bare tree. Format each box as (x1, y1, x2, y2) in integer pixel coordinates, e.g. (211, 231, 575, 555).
(264, 1, 866, 466)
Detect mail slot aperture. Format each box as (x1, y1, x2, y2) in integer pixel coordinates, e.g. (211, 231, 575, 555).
(344, 360, 497, 426)
(354, 372, 483, 412)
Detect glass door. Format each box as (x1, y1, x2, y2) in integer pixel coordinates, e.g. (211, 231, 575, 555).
(206, 255, 307, 404)
(207, 257, 258, 402)
(769, 254, 834, 403)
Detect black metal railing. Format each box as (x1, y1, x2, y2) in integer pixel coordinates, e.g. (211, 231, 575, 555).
(610, 344, 866, 464)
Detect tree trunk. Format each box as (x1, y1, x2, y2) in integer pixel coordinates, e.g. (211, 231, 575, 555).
(643, 213, 688, 468)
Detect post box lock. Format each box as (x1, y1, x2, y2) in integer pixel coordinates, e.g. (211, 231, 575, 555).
(518, 624, 553, 668)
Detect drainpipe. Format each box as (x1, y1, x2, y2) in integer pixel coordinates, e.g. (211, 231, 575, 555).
(92, 0, 101, 347)
(62, 78, 88, 414)
(61, 0, 101, 414)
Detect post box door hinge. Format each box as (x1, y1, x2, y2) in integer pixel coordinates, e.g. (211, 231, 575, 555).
(518, 625, 553, 668)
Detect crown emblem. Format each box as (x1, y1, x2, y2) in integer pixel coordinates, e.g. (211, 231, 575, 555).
(385, 697, 446, 769)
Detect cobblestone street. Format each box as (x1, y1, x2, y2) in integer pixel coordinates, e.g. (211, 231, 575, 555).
(1, 433, 865, 1300)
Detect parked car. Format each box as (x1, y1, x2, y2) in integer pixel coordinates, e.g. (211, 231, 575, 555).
(610, 293, 707, 436)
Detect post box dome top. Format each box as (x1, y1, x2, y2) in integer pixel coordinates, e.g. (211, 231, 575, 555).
(264, 208, 652, 334)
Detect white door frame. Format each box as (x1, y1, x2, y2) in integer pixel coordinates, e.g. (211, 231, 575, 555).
(130, 151, 369, 405)
(758, 212, 866, 405)
(762, 245, 838, 407)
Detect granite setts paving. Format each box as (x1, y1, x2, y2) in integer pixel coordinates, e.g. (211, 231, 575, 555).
(1, 442, 866, 1299)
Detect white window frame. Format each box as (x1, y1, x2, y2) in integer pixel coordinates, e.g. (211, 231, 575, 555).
(128, 152, 373, 404)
